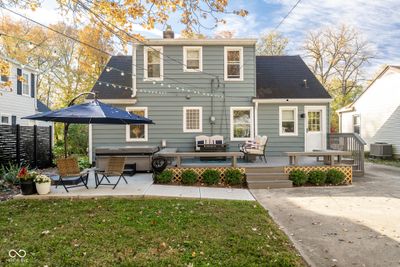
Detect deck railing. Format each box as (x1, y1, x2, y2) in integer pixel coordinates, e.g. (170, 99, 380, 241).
(327, 133, 367, 176)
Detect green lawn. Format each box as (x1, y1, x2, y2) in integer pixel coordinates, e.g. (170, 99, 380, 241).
(0, 199, 304, 266)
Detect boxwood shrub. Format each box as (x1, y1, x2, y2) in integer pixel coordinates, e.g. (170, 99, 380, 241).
(155, 170, 173, 184)
(307, 170, 327, 185)
(224, 168, 243, 185)
(326, 169, 345, 185)
(181, 169, 198, 185)
(202, 169, 220, 185)
(289, 170, 308, 186)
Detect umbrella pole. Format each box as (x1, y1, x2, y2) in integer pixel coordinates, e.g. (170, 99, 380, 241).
(64, 123, 70, 158)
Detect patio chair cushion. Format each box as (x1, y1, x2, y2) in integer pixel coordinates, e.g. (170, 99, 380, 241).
(245, 148, 264, 155)
(215, 140, 223, 145)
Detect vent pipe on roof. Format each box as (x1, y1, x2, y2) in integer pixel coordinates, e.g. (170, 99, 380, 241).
(303, 79, 308, 88)
(163, 25, 174, 39)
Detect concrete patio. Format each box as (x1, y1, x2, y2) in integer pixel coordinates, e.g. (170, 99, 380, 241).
(16, 172, 255, 201)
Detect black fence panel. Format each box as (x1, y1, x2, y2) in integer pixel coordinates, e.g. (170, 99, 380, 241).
(0, 124, 52, 169)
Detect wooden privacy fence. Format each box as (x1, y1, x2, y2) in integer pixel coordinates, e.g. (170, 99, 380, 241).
(0, 124, 53, 168)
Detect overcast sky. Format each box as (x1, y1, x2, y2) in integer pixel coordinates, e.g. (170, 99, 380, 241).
(2, 0, 399, 77)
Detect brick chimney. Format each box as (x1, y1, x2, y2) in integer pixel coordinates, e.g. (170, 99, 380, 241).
(163, 25, 174, 39)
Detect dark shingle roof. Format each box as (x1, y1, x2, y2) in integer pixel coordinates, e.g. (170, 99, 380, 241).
(256, 56, 331, 99)
(36, 100, 51, 112)
(88, 56, 133, 99)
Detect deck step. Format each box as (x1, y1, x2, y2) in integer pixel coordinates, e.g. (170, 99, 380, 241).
(246, 173, 289, 181)
(245, 166, 285, 174)
(247, 180, 293, 189)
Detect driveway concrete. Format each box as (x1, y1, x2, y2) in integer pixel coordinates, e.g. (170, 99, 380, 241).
(251, 163, 400, 267)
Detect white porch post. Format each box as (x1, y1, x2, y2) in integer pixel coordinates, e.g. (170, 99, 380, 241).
(131, 43, 137, 98)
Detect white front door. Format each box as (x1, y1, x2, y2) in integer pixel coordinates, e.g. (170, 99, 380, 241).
(305, 106, 327, 151)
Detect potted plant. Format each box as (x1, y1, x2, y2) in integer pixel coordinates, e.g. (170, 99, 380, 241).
(17, 167, 37, 195)
(34, 174, 52, 195)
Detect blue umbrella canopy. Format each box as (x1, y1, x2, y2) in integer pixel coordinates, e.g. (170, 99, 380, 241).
(23, 99, 154, 125)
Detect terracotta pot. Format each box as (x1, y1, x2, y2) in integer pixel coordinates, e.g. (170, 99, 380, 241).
(35, 182, 51, 195)
(20, 181, 37, 195)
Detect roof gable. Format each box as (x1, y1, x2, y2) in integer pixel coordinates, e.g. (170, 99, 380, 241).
(256, 56, 331, 99)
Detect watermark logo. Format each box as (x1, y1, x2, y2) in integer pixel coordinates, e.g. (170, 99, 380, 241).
(8, 249, 26, 262)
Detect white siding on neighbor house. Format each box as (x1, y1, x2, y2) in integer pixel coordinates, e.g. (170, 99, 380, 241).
(340, 68, 400, 157)
(0, 63, 51, 127)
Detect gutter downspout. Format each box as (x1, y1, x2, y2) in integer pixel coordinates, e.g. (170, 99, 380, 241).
(131, 43, 137, 98)
(254, 101, 258, 137)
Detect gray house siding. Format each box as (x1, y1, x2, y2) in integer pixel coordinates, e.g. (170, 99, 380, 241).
(257, 103, 330, 156)
(91, 44, 256, 157)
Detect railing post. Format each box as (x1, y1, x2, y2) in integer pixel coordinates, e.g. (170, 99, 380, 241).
(16, 124, 20, 166)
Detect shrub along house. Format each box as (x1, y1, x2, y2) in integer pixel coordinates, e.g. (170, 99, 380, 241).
(88, 28, 332, 164)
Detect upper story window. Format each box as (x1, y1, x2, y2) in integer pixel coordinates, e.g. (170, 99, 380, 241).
(224, 47, 243, 81)
(183, 107, 202, 133)
(22, 73, 30, 96)
(279, 106, 298, 136)
(144, 46, 163, 81)
(183, 46, 202, 72)
(353, 114, 360, 134)
(0, 63, 9, 84)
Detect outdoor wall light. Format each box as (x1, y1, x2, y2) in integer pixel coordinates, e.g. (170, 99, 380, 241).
(209, 116, 216, 124)
(300, 113, 305, 118)
(186, 94, 191, 99)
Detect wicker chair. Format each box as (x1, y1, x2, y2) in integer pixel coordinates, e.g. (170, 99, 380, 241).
(95, 157, 127, 189)
(239, 135, 268, 163)
(56, 157, 89, 192)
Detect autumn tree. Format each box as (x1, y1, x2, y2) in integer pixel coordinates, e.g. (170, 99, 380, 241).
(256, 32, 288, 56)
(1, 0, 247, 43)
(303, 25, 373, 131)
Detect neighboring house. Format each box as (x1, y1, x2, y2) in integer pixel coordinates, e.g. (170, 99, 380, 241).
(338, 66, 400, 158)
(88, 28, 331, 162)
(0, 57, 52, 127)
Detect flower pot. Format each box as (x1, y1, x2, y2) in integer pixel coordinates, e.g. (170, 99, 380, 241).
(20, 181, 37, 195)
(35, 182, 51, 195)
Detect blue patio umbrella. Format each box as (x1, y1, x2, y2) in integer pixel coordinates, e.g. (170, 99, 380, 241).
(23, 92, 154, 157)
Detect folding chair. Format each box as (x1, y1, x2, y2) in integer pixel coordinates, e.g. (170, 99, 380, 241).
(56, 157, 89, 192)
(95, 157, 127, 189)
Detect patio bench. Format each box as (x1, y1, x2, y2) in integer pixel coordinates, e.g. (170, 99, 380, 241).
(159, 151, 243, 167)
(286, 150, 352, 166)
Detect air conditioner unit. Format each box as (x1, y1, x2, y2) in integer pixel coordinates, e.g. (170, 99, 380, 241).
(370, 143, 392, 158)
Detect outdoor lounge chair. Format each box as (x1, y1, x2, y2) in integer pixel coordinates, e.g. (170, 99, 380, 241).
(239, 135, 268, 162)
(56, 157, 89, 192)
(95, 157, 128, 189)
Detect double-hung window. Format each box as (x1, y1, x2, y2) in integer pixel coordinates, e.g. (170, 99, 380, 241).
(22, 73, 30, 96)
(126, 107, 148, 141)
(353, 114, 360, 134)
(279, 106, 298, 136)
(0, 114, 11, 125)
(224, 47, 243, 81)
(0, 62, 9, 84)
(183, 47, 202, 72)
(230, 107, 253, 141)
(183, 107, 202, 133)
(144, 46, 163, 81)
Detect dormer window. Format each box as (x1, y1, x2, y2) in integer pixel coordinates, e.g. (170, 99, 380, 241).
(224, 47, 243, 81)
(144, 46, 163, 81)
(183, 46, 202, 72)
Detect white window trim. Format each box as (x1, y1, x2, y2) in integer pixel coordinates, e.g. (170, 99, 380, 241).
(279, 106, 298, 136)
(0, 113, 11, 125)
(143, 46, 163, 81)
(126, 107, 148, 142)
(230, 106, 254, 141)
(22, 72, 30, 96)
(183, 46, 203, 72)
(183, 107, 203, 133)
(224, 46, 243, 81)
